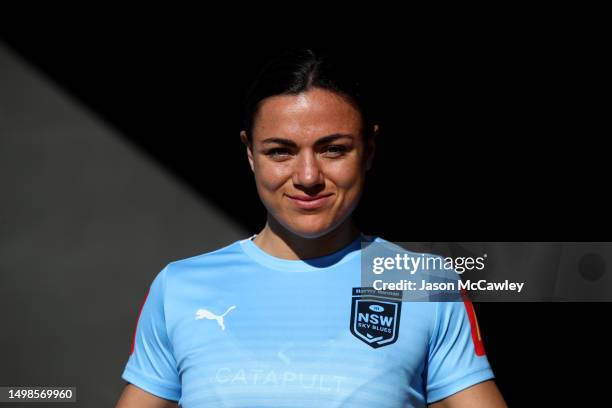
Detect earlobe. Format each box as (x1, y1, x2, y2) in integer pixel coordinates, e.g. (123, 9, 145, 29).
(240, 130, 255, 173)
(239, 130, 249, 147)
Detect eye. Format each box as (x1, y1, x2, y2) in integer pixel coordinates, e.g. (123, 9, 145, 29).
(323, 145, 348, 157)
(265, 148, 291, 160)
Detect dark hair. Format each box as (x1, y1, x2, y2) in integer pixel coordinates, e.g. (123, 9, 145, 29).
(243, 48, 377, 143)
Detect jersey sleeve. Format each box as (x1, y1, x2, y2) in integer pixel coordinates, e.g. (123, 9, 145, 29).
(121, 266, 181, 401)
(425, 296, 495, 404)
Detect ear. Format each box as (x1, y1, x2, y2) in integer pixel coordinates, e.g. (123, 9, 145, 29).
(365, 124, 379, 171)
(240, 130, 255, 173)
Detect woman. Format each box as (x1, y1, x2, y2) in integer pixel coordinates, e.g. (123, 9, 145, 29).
(116, 49, 507, 407)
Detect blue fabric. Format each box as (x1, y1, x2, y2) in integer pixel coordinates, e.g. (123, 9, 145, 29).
(122, 234, 494, 407)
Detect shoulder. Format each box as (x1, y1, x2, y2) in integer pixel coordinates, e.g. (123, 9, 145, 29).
(171, 239, 245, 263)
(163, 237, 250, 276)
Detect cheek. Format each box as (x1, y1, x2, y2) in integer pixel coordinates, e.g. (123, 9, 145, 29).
(327, 160, 365, 191)
(254, 160, 292, 191)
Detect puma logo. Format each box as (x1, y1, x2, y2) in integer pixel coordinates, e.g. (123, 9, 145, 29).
(195, 305, 236, 330)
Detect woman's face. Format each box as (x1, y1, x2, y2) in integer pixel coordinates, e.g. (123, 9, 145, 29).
(241, 87, 375, 239)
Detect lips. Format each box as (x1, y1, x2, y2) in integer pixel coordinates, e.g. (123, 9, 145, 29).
(286, 193, 334, 210)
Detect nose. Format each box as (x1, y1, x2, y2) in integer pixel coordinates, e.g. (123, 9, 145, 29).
(292, 150, 324, 188)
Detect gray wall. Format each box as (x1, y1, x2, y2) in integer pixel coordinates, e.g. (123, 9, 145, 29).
(0, 42, 247, 407)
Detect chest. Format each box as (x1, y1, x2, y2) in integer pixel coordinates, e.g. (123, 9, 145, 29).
(167, 274, 434, 407)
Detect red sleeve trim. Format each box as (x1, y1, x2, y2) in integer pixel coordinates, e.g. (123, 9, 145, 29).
(130, 287, 151, 355)
(461, 290, 487, 356)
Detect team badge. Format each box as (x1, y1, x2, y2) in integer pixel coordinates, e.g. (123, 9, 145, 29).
(350, 287, 402, 348)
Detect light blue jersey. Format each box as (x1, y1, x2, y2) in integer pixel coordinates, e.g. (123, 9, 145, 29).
(122, 234, 494, 407)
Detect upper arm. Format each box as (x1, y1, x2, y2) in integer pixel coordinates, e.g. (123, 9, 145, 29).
(428, 380, 507, 408)
(116, 384, 178, 408)
(120, 267, 182, 401)
(426, 297, 496, 403)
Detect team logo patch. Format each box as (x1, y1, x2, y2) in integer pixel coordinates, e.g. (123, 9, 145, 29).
(350, 287, 402, 348)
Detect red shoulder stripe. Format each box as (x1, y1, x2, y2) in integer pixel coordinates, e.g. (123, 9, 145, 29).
(130, 287, 151, 355)
(461, 290, 486, 356)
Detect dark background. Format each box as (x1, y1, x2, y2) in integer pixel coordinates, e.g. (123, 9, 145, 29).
(1, 17, 609, 407)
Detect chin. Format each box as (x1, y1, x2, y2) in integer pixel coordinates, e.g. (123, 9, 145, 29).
(291, 229, 332, 239)
(283, 217, 342, 239)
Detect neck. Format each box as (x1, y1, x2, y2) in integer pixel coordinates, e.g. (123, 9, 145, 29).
(252, 216, 361, 260)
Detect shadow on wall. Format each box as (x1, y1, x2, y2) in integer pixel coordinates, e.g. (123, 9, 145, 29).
(0, 42, 248, 407)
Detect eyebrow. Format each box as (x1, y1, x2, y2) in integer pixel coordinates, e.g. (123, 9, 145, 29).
(260, 133, 354, 147)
